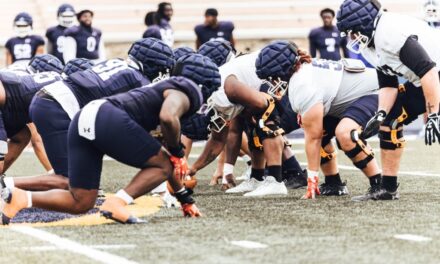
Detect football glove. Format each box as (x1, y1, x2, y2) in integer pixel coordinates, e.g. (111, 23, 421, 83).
(425, 113, 440, 145)
(174, 188, 202, 217)
(362, 110, 387, 139)
(301, 176, 321, 200)
(169, 156, 189, 182)
(181, 203, 202, 217)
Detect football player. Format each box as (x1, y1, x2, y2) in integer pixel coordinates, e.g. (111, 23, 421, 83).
(46, 4, 76, 63)
(5, 12, 45, 66)
(174, 46, 195, 60)
(143, 11, 162, 40)
(189, 49, 304, 197)
(256, 41, 383, 199)
(337, 0, 440, 200)
(63, 9, 106, 63)
(156, 2, 174, 47)
(424, 0, 440, 28)
(61, 58, 94, 77)
(0, 38, 174, 192)
(0, 54, 220, 224)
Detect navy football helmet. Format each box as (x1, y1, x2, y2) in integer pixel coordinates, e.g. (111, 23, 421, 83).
(28, 54, 64, 74)
(198, 40, 236, 67)
(336, 0, 382, 54)
(172, 54, 221, 103)
(255, 40, 299, 98)
(13, 12, 33, 38)
(174, 47, 195, 60)
(63, 58, 94, 76)
(57, 4, 76, 27)
(128, 38, 176, 82)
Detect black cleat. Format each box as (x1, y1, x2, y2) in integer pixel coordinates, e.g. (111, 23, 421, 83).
(319, 181, 349, 196)
(283, 169, 307, 189)
(351, 184, 399, 202)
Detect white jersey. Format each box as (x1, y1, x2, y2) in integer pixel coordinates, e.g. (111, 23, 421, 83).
(288, 59, 379, 118)
(209, 52, 263, 121)
(362, 12, 440, 87)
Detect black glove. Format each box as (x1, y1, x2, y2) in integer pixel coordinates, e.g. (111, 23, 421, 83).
(361, 110, 387, 139)
(425, 113, 440, 145)
(181, 113, 210, 141)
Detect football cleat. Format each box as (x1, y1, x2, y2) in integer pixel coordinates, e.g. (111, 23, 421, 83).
(100, 196, 146, 224)
(319, 181, 349, 196)
(225, 178, 263, 194)
(220, 174, 237, 191)
(283, 169, 307, 189)
(301, 176, 321, 199)
(161, 191, 180, 208)
(243, 176, 287, 197)
(351, 185, 400, 202)
(0, 187, 28, 225)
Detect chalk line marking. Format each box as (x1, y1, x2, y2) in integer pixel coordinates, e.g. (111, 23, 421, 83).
(10, 226, 138, 264)
(230, 240, 268, 249)
(394, 234, 432, 242)
(26, 244, 136, 251)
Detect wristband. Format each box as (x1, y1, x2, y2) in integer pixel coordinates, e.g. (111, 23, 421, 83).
(307, 169, 319, 179)
(168, 142, 185, 158)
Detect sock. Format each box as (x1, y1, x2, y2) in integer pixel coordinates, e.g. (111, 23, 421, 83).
(250, 168, 265, 181)
(267, 165, 282, 182)
(282, 156, 302, 172)
(26, 191, 32, 208)
(4, 177, 14, 188)
(115, 189, 134, 205)
(325, 173, 342, 185)
(382, 175, 398, 192)
(368, 174, 381, 187)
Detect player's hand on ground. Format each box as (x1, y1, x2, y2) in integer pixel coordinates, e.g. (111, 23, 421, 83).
(301, 176, 320, 200)
(362, 110, 387, 139)
(181, 203, 202, 217)
(425, 113, 440, 145)
(170, 156, 189, 181)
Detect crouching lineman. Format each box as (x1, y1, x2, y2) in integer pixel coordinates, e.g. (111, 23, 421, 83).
(0, 54, 220, 224)
(337, 0, 440, 200)
(0, 38, 174, 192)
(189, 48, 305, 197)
(255, 41, 383, 199)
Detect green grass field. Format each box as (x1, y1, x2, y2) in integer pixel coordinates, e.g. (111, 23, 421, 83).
(1, 139, 440, 264)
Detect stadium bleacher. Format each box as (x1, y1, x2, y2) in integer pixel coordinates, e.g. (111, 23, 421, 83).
(0, 0, 423, 66)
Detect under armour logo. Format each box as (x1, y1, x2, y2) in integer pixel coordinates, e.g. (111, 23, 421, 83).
(83, 127, 91, 133)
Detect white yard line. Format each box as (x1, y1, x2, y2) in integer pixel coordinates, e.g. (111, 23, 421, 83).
(27, 244, 136, 252)
(394, 234, 432, 242)
(11, 226, 138, 264)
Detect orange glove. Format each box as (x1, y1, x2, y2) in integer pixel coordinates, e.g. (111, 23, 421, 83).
(302, 176, 320, 200)
(170, 156, 188, 181)
(181, 203, 202, 217)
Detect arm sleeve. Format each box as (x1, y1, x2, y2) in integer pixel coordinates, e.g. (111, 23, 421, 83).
(36, 36, 45, 46)
(377, 70, 399, 89)
(308, 32, 317, 58)
(63, 36, 77, 63)
(399, 35, 436, 78)
(341, 37, 350, 58)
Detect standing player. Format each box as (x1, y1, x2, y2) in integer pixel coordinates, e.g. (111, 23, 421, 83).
(5, 12, 45, 66)
(337, 0, 440, 200)
(308, 8, 349, 61)
(0, 54, 220, 224)
(424, 0, 440, 28)
(0, 38, 174, 192)
(256, 41, 382, 199)
(46, 4, 76, 64)
(156, 2, 174, 47)
(194, 8, 235, 49)
(63, 9, 106, 63)
(143, 11, 162, 40)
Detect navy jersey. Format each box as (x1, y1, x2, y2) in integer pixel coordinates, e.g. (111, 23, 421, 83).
(142, 25, 162, 40)
(5, 35, 45, 63)
(0, 71, 62, 139)
(46, 25, 68, 63)
(308, 26, 348, 61)
(65, 25, 102, 60)
(158, 19, 174, 47)
(67, 59, 150, 107)
(106, 76, 202, 131)
(194, 21, 235, 46)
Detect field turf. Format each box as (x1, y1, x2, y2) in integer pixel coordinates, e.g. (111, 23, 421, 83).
(1, 139, 440, 264)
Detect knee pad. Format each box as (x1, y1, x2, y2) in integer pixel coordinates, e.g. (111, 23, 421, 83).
(344, 129, 374, 170)
(379, 127, 405, 150)
(320, 147, 336, 165)
(256, 94, 284, 138)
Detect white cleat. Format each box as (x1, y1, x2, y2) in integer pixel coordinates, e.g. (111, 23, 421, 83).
(243, 176, 288, 197)
(225, 178, 263, 194)
(161, 191, 180, 208)
(236, 165, 251, 181)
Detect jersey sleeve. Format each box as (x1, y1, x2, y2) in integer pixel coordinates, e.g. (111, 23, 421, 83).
(194, 25, 202, 38)
(308, 30, 317, 58)
(289, 67, 322, 115)
(377, 70, 399, 89)
(399, 35, 436, 78)
(4, 38, 12, 52)
(35, 35, 45, 46)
